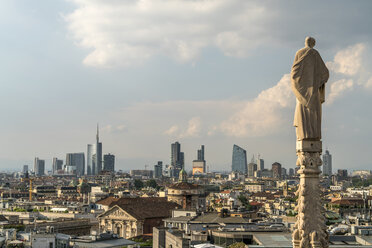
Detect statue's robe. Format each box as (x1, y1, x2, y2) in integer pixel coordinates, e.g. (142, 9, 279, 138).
(291, 47, 329, 141)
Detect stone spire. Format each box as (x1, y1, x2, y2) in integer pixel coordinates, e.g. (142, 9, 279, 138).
(292, 141, 328, 248)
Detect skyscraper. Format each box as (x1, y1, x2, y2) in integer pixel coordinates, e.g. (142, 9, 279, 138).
(193, 145, 206, 175)
(272, 162, 282, 179)
(23, 165, 28, 174)
(34, 157, 45, 176)
(197, 145, 205, 161)
(257, 156, 264, 171)
(52, 158, 63, 175)
(103, 153, 115, 172)
(323, 149, 332, 176)
(247, 162, 257, 177)
(232, 145, 247, 174)
(66, 153, 85, 176)
(154, 161, 163, 178)
(87, 125, 103, 175)
(171, 141, 184, 178)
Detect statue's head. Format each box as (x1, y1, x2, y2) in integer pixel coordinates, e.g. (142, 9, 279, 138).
(305, 37, 316, 48)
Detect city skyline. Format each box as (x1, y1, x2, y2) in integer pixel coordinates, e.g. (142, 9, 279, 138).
(1, 1, 372, 172)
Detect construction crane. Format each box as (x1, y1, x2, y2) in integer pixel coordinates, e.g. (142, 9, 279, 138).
(21, 172, 34, 202)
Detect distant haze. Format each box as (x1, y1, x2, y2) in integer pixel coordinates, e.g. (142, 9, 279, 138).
(1, 0, 372, 172)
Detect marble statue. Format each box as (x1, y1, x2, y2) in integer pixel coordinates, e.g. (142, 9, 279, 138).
(291, 37, 329, 248)
(291, 37, 329, 141)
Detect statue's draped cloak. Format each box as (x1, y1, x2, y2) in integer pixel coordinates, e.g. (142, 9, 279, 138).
(291, 47, 329, 140)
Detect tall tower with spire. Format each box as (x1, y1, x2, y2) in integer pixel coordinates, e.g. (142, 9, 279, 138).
(87, 124, 103, 175)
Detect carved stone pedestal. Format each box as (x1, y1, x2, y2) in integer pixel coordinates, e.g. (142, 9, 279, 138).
(292, 140, 328, 248)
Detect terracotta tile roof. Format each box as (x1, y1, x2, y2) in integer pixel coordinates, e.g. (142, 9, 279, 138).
(168, 182, 199, 190)
(95, 196, 120, 206)
(111, 197, 180, 220)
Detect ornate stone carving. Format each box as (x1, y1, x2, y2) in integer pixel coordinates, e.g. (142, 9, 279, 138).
(292, 141, 328, 248)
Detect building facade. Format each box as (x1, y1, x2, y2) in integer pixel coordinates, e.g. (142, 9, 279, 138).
(52, 158, 63, 175)
(271, 162, 282, 179)
(98, 198, 179, 239)
(192, 145, 206, 175)
(66, 153, 85, 176)
(154, 161, 163, 178)
(232, 145, 247, 174)
(247, 163, 257, 177)
(323, 149, 332, 176)
(103, 153, 115, 172)
(34, 157, 45, 176)
(87, 126, 103, 175)
(171, 141, 184, 178)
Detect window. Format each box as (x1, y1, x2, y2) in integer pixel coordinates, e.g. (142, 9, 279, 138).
(49, 242, 53, 248)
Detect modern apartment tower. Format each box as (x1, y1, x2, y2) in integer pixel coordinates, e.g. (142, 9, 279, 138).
(103, 153, 115, 172)
(232, 145, 247, 174)
(323, 149, 332, 176)
(171, 141, 184, 178)
(52, 158, 63, 175)
(154, 161, 163, 178)
(34, 157, 45, 176)
(272, 162, 282, 179)
(66, 153, 85, 176)
(87, 125, 103, 175)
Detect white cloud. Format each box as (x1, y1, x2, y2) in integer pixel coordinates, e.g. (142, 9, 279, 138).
(218, 74, 292, 136)
(180, 117, 202, 138)
(365, 77, 372, 89)
(99, 44, 366, 141)
(64, 0, 272, 67)
(164, 125, 179, 136)
(327, 43, 365, 76)
(165, 117, 202, 138)
(327, 79, 354, 104)
(102, 124, 128, 133)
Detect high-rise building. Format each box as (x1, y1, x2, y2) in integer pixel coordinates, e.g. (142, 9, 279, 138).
(257, 157, 264, 171)
(154, 161, 163, 178)
(289, 168, 295, 177)
(23, 165, 28, 174)
(87, 144, 94, 175)
(66, 153, 85, 176)
(193, 145, 206, 175)
(281, 167, 287, 179)
(171, 141, 184, 178)
(103, 153, 115, 172)
(87, 125, 103, 175)
(52, 158, 63, 175)
(247, 162, 257, 177)
(232, 145, 247, 174)
(34, 157, 45, 176)
(272, 162, 282, 179)
(197, 145, 205, 161)
(337, 169, 348, 179)
(323, 149, 332, 176)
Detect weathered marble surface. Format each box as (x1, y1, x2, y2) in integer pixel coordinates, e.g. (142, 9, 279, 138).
(291, 37, 329, 248)
(291, 37, 329, 141)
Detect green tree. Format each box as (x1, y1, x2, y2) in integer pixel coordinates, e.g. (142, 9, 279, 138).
(145, 179, 158, 189)
(228, 242, 246, 248)
(134, 179, 144, 190)
(238, 195, 252, 210)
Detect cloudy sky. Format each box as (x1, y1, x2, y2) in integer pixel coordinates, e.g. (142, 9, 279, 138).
(1, 0, 372, 172)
